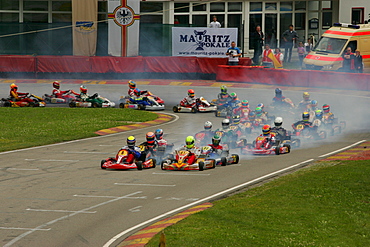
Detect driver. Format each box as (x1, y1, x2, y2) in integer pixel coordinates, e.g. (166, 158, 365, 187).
(229, 92, 241, 108)
(272, 88, 286, 103)
(179, 136, 200, 165)
(307, 100, 319, 112)
(297, 92, 311, 111)
(255, 107, 268, 122)
(195, 121, 214, 145)
(292, 112, 314, 129)
(130, 88, 159, 106)
(322, 104, 335, 123)
(314, 109, 323, 121)
(259, 124, 276, 148)
(180, 89, 198, 108)
(271, 117, 288, 141)
(78, 85, 90, 101)
(117, 136, 141, 163)
(9, 83, 33, 103)
(52, 81, 70, 98)
(217, 85, 231, 104)
(208, 135, 223, 155)
(139, 132, 157, 159)
(233, 100, 250, 121)
(128, 80, 148, 97)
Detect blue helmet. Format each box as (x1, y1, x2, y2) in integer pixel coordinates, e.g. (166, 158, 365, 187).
(155, 129, 163, 140)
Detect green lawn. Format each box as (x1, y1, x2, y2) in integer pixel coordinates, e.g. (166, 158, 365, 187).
(147, 160, 370, 247)
(0, 108, 157, 152)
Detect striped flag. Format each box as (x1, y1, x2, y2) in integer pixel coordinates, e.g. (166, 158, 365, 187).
(268, 52, 283, 69)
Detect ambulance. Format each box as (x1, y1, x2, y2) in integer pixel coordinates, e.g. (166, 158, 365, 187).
(303, 23, 370, 73)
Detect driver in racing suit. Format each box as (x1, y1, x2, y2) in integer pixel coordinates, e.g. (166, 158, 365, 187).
(322, 104, 335, 124)
(195, 121, 214, 145)
(297, 92, 311, 112)
(272, 88, 286, 103)
(208, 135, 223, 156)
(117, 136, 141, 163)
(178, 136, 200, 165)
(9, 83, 33, 103)
(292, 112, 316, 131)
(217, 85, 232, 104)
(233, 100, 250, 121)
(52, 81, 79, 98)
(259, 125, 276, 148)
(139, 132, 158, 161)
(130, 88, 159, 106)
(254, 107, 268, 123)
(271, 117, 289, 141)
(180, 89, 198, 108)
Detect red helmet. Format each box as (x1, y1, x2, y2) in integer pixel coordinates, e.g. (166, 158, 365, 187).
(323, 104, 330, 113)
(146, 132, 156, 144)
(10, 83, 18, 90)
(53, 81, 60, 89)
(262, 124, 271, 136)
(188, 89, 195, 97)
(80, 85, 87, 93)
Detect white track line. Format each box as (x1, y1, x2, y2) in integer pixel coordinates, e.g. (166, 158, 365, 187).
(63, 151, 113, 154)
(73, 195, 147, 200)
(26, 209, 96, 214)
(318, 140, 367, 158)
(114, 183, 176, 187)
(7, 168, 39, 171)
(103, 159, 314, 247)
(0, 227, 50, 231)
(128, 206, 142, 213)
(25, 159, 79, 162)
(4, 191, 143, 247)
(0, 113, 179, 156)
(152, 172, 210, 176)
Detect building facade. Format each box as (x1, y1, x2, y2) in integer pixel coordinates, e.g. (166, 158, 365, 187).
(0, 0, 369, 56)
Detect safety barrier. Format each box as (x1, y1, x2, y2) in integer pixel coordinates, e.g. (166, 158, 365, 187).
(216, 65, 370, 91)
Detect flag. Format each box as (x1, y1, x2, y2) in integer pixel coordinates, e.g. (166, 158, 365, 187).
(72, 0, 98, 56)
(268, 52, 283, 69)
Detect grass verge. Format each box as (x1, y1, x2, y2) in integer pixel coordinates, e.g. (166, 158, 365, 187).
(147, 160, 370, 247)
(0, 108, 157, 152)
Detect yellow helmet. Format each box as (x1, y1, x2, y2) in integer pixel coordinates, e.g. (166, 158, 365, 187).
(303, 92, 310, 99)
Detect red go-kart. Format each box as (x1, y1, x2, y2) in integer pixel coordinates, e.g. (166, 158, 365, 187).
(241, 136, 290, 155)
(101, 149, 156, 170)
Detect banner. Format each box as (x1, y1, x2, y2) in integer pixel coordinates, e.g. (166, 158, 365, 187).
(172, 27, 238, 57)
(72, 0, 97, 56)
(108, 0, 140, 57)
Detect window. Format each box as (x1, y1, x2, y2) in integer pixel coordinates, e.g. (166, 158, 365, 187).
(313, 37, 347, 54)
(249, 14, 262, 49)
(322, 12, 332, 28)
(98, 1, 107, 13)
(140, 15, 162, 24)
(308, 1, 319, 11)
(193, 3, 206, 12)
(141, 2, 163, 13)
(250, 2, 262, 12)
(52, 1, 71, 11)
(295, 13, 305, 30)
(175, 15, 189, 26)
(280, 2, 292, 11)
(52, 13, 71, 23)
(321, 1, 331, 10)
(24, 1, 48, 11)
(228, 2, 242, 12)
(0, 1, 19, 10)
(352, 8, 364, 24)
(295, 1, 306, 11)
(0, 13, 19, 22)
(192, 15, 207, 27)
(174, 3, 189, 13)
(210, 2, 225, 12)
(24, 13, 48, 23)
(265, 3, 277, 11)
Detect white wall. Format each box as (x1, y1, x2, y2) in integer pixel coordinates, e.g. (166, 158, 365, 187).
(339, 0, 370, 23)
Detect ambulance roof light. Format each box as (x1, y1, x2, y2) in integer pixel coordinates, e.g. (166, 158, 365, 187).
(333, 23, 360, 29)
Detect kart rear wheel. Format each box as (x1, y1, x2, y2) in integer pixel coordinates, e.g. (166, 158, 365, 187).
(275, 146, 280, 155)
(283, 144, 291, 153)
(319, 131, 327, 139)
(101, 160, 106, 169)
(136, 161, 143, 170)
(152, 158, 157, 168)
(161, 160, 166, 170)
(69, 101, 76, 107)
(221, 157, 227, 166)
(3, 101, 11, 107)
(173, 106, 179, 112)
(92, 102, 99, 108)
(119, 103, 125, 108)
(138, 104, 145, 110)
(231, 154, 239, 164)
(191, 107, 197, 113)
(214, 111, 219, 117)
(198, 161, 204, 171)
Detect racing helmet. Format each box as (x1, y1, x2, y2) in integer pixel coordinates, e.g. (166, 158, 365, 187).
(212, 135, 221, 146)
(255, 107, 263, 116)
(274, 117, 283, 127)
(146, 132, 156, 145)
(220, 85, 227, 95)
(222, 118, 230, 129)
(241, 100, 249, 108)
(188, 89, 195, 98)
(230, 92, 237, 99)
(128, 80, 136, 89)
(302, 112, 310, 122)
(315, 109, 323, 118)
(154, 129, 163, 140)
(303, 92, 310, 100)
(204, 121, 212, 131)
(257, 103, 264, 110)
(232, 115, 240, 125)
(80, 85, 87, 93)
(275, 88, 282, 97)
(10, 83, 18, 90)
(249, 111, 256, 119)
(185, 136, 195, 149)
(262, 124, 271, 136)
(310, 100, 318, 107)
(323, 104, 330, 113)
(53, 81, 60, 89)
(134, 88, 141, 96)
(127, 136, 136, 148)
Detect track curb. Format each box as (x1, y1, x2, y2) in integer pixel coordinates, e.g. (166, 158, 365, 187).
(322, 141, 370, 161)
(117, 202, 213, 247)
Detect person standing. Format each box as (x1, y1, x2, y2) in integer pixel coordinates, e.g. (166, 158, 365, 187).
(354, 50, 363, 73)
(226, 41, 242, 66)
(209, 15, 221, 28)
(297, 42, 305, 68)
(251, 25, 264, 65)
(342, 47, 354, 72)
(282, 24, 298, 63)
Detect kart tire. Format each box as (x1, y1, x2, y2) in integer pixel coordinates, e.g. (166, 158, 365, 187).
(221, 157, 227, 166)
(29, 102, 35, 107)
(330, 128, 335, 136)
(191, 107, 197, 113)
(3, 101, 11, 107)
(152, 158, 156, 168)
(92, 102, 99, 108)
(214, 111, 219, 117)
(161, 160, 166, 170)
(119, 103, 124, 108)
(136, 161, 143, 170)
(138, 104, 145, 110)
(69, 101, 76, 108)
(275, 146, 280, 155)
(101, 160, 106, 169)
(173, 106, 178, 113)
(198, 161, 204, 171)
(231, 154, 239, 164)
(283, 144, 291, 153)
(241, 138, 247, 146)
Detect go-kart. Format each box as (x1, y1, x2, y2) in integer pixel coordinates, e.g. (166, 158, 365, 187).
(320, 116, 346, 136)
(195, 131, 215, 147)
(1, 94, 46, 107)
(200, 145, 239, 166)
(161, 149, 214, 171)
(214, 130, 247, 150)
(292, 121, 326, 140)
(173, 97, 217, 113)
(270, 98, 296, 117)
(69, 93, 115, 108)
(101, 149, 156, 170)
(212, 100, 236, 117)
(241, 136, 291, 155)
(119, 91, 165, 111)
(43, 90, 77, 104)
(270, 129, 300, 148)
(138, 141, 174, 164)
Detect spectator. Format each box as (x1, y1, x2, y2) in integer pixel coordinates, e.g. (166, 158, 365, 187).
(342, 47, 354, 72)
(297, 42, 305, 68)
(354, 50, 363, 73)
(262, 44, 274, 68)
(282, 24, 298, 63)
(209, 16, 221, 28)
(251, 25, 264, 65)
(226, 41, 242, 66)
(274, 48, 284, 66)
(304, 38, 312, 54)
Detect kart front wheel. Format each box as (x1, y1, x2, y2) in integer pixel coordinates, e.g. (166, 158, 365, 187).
(275, 146, 280, 155)
(231, 154, 239, 164)
(92, 102, 99, 108)
(173, 106, 178, 112)
(119, 103, 125, 108)
(136, 161, 143, 170)
(191, 107, 197, 113)
(101, 160, 106, 169)
(69, 101, 76, 107)
(283, 144, 291, 153)
(221, 157, 227, 166)
(151, 158, 156, 168)
(198, 161, 204, 171)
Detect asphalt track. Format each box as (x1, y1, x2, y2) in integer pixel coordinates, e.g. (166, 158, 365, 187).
(0, 82, 369, 247)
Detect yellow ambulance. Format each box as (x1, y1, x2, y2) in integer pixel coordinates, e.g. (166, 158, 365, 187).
(303, 23, 370, 73)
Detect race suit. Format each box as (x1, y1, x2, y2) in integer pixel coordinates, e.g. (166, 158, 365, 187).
(79, 92, 90, 102)
(195, 130, 214, 146)
(52, 89, 70, 98)
(139, 141, 158, 161)
(322, 112, 335, 124)
(297, 99, 311, 112)
(217, 93, 231, 104)
(255, 112, 268, 124)
(117, 145, 141, 163)
(271, 126, 288, 141)
(233, 107, 251, 121)
(10, 89, 33, 103)
(178, 146, 200, 165)
(258, 133, 276, 148)
(208, 144, 223, 156)
(180, 96, 197, 108)
(292, 120, 315, 131)
(272, 96, 286, 103)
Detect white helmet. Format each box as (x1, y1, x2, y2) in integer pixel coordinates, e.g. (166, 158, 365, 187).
(274, 117, 283, 127)
(222, 119, 230, 129)
(204, 121, 212, 131)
